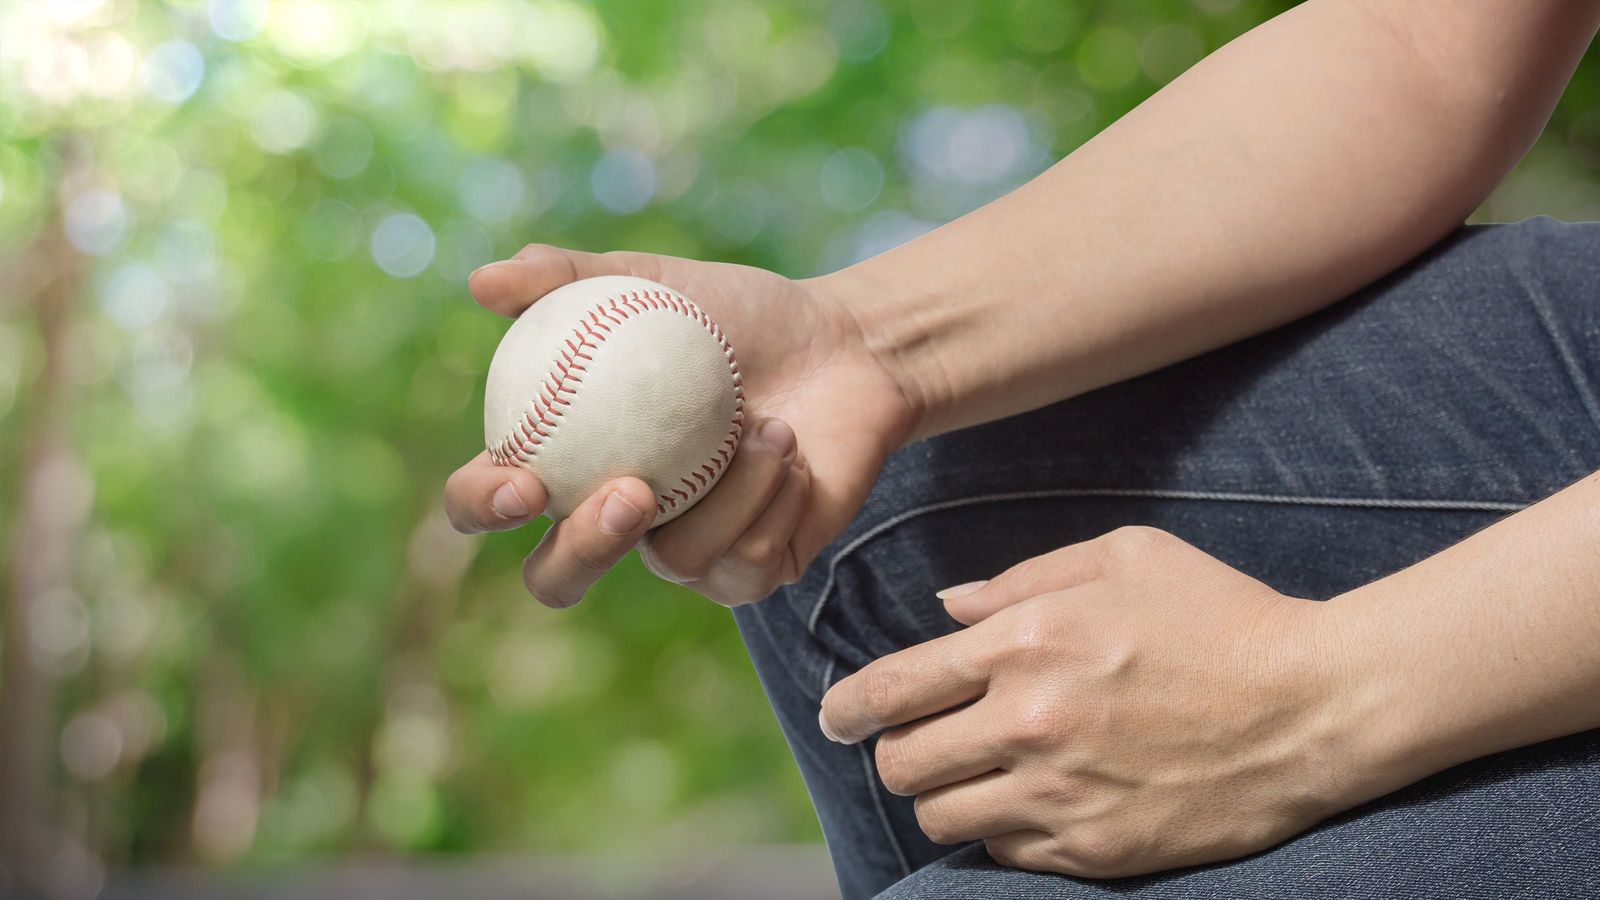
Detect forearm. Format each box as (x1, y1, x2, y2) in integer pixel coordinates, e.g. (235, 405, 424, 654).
(814, 0, 1598, 440)
(1328, 470, 1600, 803)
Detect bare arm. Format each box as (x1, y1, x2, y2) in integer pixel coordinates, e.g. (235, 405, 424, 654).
(818, 0, 1600, 439)
(1330, 470, 1600, 801)
(446, 1, 1597, 611)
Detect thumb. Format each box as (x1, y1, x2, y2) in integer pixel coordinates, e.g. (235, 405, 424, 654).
(467, 243, 664, 319)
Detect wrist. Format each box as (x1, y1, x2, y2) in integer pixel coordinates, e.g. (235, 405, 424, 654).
(1309, 589, 1469, 810)
(803, 263, 965, 443)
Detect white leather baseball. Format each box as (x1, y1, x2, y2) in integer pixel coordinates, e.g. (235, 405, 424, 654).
(484, 275, 745, 525)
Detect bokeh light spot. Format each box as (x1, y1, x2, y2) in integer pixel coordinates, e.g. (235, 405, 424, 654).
(370, 212, 436, 278)
(520, 1, 603, 81)
(65, 189, 128, 256)
(61, 712, 123, 781)
(144, 40, 205, 104)
(268, 0, 368, 64)
(31, 587, 92, 678)
(590, 149, 656, 214)
(44, 0, 108, 27)
(829, 1, 890, 63)
(250, 89, 318, 154)
(851, 210, 936, 264)
(457, 157, 526, 224)
(154, 220, 218, 285)
(208, 0, 269, 42)
(1077, 25, 1142, 91)
(99, 263, 170, 329)
(819, 147, 884, 211)
(901, 104, 1043, 188)
(704, 1, 772, 66)
(86, 33, 140, 99)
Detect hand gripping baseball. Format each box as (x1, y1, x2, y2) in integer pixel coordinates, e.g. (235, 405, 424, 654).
(444, 244, 916, 608)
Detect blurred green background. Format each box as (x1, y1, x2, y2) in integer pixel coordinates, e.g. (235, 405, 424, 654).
(0, 0, 1594, 897)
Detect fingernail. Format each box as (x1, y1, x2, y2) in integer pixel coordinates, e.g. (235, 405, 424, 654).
(935, 580, 987, 601)
(818, 708, 842, 743)
(599, 491, 644, 535)
(753, 419, 796, 460)
(469, 259, 510, 282)
(491, 483, 530, 519)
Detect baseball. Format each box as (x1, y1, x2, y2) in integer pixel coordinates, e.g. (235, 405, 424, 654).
(483, 275, 745, 526)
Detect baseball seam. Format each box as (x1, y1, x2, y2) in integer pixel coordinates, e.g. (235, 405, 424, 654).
(487, 287, 745, 517)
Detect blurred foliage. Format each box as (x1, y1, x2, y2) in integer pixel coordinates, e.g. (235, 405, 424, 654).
(0, 0, 1594, 883)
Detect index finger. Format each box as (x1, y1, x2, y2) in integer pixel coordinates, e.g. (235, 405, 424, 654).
(819, 630, 992, 746)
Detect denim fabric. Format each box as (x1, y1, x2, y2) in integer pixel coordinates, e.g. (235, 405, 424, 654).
(732, 217, 1600, 900)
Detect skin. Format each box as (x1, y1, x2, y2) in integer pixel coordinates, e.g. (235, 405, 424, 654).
(449, 246, 913, 607)
(447, 0, 1600, 877)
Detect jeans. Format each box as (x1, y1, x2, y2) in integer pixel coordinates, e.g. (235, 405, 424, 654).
(733, 217, 1600, 899)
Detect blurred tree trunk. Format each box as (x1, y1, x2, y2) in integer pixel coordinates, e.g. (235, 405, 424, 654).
(0, 164, 90, 897)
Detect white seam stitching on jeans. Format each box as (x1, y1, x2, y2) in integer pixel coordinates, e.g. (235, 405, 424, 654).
(856, 739, 913, 879)
(803, 487, 1526, 637)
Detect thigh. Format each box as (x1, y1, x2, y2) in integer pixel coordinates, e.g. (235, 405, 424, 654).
(735, 218, 1600, 899)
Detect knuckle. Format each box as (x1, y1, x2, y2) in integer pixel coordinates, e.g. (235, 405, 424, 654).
(1062, 826, 1137, 877)
(600, 250, 658, 279)
(997, 556, 1048, 592)
(913, 795, 957, 845)
(860, 667, 902, 724)
(1091, 639, 1138, 678)
(527, 577, 580, 608)
(567, 540, 614, 575)
(983, 838, 1021, 869)
(873, 737, 913, 795)
(972, 832, 1036, 871)
(726, 532, 781, 570)
(1008, 697, 1069, 748)
(1105, 525, 1170, 559)
(1002, 611, 1059, 658)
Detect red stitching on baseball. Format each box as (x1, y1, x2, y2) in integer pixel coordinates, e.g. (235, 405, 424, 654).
(488, 286, 747, 519)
